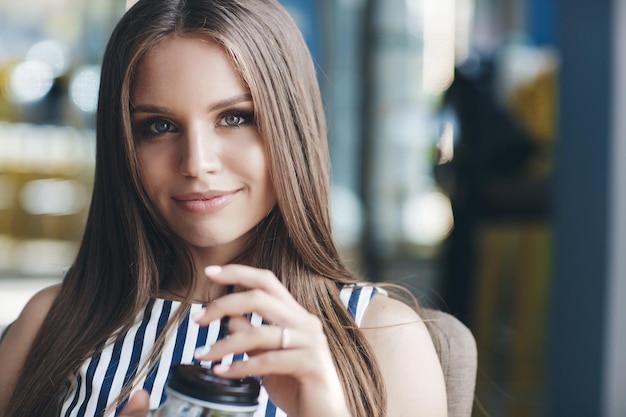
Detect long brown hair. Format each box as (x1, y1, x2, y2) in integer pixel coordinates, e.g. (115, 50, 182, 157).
(6, 1, 386, 416)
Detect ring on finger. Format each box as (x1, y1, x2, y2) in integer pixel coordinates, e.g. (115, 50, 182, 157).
(280, 327, 291, 350)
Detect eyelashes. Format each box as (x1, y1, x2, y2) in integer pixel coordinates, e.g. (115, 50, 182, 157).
(219, 110, 254, 128)
(133, 109, 255, 139)
(139, 118, 177, 136)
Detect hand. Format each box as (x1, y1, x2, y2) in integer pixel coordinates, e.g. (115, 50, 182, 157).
(119, 389, 150, 417)
(192, 264, 350, 417)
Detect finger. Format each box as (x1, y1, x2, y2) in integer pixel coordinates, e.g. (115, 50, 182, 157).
(193, 289, 306, 327)
(192, 316, 253, 359)
(212, 348, 330, 380)
(204, 264, 297, 305)
(120, 389, 150, 417)
(194, 325, 302, 361)
(226, 314, 255, 331)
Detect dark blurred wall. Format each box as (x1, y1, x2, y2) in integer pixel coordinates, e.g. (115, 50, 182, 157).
(548, 0, 618, 415)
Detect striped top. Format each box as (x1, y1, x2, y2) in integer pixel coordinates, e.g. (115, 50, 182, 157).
(59, 284, 380, 417)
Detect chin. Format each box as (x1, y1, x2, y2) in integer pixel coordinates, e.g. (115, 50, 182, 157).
(185, 233, 245, 255)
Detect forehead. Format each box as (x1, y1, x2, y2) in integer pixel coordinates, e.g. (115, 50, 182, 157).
(131, 36, 249, 101)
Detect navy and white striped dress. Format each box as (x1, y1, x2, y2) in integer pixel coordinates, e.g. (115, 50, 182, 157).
(59, 284, 380, 417)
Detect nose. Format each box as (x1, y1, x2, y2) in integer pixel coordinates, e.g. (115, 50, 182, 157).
(179, 125, 220, 177)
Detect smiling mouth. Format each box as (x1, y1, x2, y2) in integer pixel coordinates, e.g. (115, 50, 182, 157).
(172, 190, 240, 214)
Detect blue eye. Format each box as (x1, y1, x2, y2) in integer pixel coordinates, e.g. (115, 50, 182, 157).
(138, 118, 177, 136)
(221, 111, 254, 127)
(148, 119, 174, 133)
(224, 114, 243, 126)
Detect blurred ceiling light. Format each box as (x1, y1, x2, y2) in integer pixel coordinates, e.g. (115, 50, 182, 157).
(19, 179, 87, 216)
(422, 0, 456, 95)
(26, 39, 70, 78)
(69, 65, 100, 113)
(402, 190, 454, 246)
(8, 59, 54, 104)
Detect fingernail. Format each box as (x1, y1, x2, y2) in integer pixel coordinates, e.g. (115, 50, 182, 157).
(194, 345, 212, 358)
(212, 363, 230, 374)
(205, 265, 222, 275)
(191, 308, 206, 321)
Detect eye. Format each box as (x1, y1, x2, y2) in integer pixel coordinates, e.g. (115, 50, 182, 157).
(136, 118, 177, 137)
(220, 111, 254, 127)
(147, 119, 174, 134)
(225, 114, 243, 126)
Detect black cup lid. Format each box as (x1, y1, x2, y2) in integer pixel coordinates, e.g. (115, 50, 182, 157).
(167, 364, 260, 406)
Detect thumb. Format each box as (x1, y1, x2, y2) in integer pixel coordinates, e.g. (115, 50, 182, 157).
(120, 389, 151, 417)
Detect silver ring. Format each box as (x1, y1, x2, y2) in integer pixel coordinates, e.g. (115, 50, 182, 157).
(280, 327, 291, 349)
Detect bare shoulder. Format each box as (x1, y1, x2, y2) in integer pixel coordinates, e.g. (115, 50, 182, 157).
(360, 294, 434, 356)
(0, 284, 61, 412)
(360, 293, 448, 417)
(361, 292, 424, 327)
(5, 283, 61, 333)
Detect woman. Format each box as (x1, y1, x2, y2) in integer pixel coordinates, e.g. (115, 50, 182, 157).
(0, 0, 447, 416)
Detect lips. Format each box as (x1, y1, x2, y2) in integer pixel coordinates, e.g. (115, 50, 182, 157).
(172, 189, 240, 214)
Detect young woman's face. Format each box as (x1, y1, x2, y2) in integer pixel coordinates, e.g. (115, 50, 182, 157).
(131, 36, 276, 264)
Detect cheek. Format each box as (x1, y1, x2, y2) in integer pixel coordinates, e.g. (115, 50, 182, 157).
(227, 141, 270, 181)
(137, 144, 172, 177)
(135, 150, 164, 197)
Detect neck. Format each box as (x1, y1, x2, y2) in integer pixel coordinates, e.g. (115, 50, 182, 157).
(158, 241, 243, 303)
(157, 261, 227, 303)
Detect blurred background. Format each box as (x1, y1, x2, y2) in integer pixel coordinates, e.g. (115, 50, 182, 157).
(1, 0, 625, 416)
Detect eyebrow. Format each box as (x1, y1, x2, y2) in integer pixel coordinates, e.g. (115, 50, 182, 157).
(130, 93, 253, 114)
